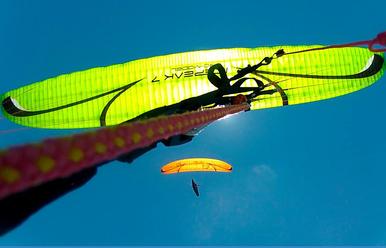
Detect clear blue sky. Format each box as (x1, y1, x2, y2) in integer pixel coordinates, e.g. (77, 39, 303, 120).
(0, 0, 385, 245)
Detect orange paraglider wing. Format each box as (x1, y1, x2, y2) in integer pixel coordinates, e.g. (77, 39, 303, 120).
(160, 158, 232, 174)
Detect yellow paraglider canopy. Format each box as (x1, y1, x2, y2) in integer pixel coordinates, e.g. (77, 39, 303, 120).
(1, 44, 383, 129)
(161, 158, 232, 174)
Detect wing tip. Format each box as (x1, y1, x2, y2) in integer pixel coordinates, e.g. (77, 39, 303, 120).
(1, 96, 29, 117)
(2, 96, 16, 115)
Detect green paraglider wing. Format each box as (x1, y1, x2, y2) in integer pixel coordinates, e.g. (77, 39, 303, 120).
(1, 45, 384, 129)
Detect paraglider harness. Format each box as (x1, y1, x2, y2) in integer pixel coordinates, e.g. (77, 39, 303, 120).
(206, 49, 285, 108)
(127, 49, 285, 122)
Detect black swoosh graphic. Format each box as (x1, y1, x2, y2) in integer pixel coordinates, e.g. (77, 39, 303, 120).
(99, 83, 137, 127)
(254, 73, 288, 106)
(2, 79, 142, 117)
(251, 54, 383, 106)
(255, 54, 384, 79)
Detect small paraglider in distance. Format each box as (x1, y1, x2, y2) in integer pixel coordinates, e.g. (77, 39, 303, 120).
(160, 158, 233, 174)
(191, 179, 200, 197)
(161, 158, 233, 197)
